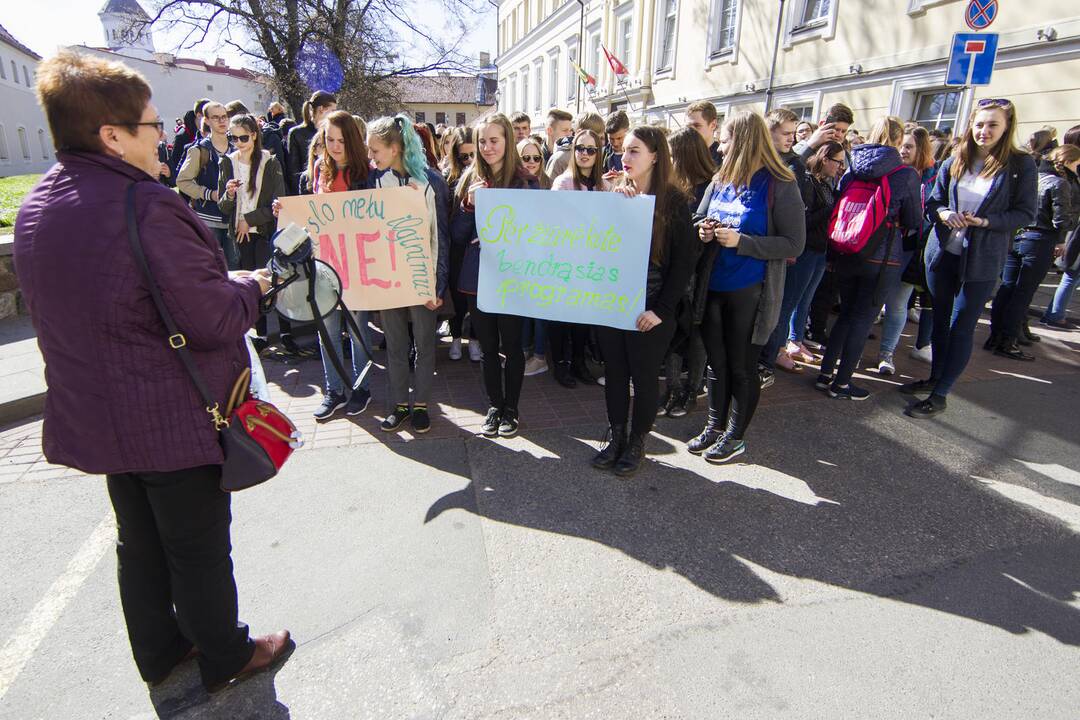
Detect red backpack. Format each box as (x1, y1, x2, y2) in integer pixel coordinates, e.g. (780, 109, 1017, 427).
(828, 166, 904, 259)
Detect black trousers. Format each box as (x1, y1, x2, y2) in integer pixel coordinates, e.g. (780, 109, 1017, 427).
(595, 318, 676, 436)
(808, 267, 838, 340)
(106, 464, 255, 687)
(469, 296, 525, 411)
(990, 232, 1058, 340)
(238, 233, 270, 338)
(700, 284, 762, 440)
(448, 245, 476, 339)
(547, 321, 589, 364)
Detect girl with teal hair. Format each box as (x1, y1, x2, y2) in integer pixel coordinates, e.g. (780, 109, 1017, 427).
(367, 114, 451, 434)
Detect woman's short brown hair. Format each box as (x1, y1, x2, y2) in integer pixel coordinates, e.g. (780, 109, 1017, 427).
(36, 51, 152, 153)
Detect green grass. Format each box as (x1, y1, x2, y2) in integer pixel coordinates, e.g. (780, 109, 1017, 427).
(0, 174, 42, 229)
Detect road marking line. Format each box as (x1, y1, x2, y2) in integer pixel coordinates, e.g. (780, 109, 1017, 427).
(0, 516, 114, 702)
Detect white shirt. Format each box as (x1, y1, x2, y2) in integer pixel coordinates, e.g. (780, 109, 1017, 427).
(944, 161, 993, 255)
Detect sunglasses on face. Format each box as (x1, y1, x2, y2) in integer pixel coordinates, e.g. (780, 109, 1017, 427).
(226, 133, 252, 143)
(574, 145, 598, 156)
(521, 154, 542, 163)
(457, 152, 475, 163)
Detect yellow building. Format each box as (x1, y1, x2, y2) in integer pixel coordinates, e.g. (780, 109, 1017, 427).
(397, 73, 499, 129)
(495, 0, 1079, 138)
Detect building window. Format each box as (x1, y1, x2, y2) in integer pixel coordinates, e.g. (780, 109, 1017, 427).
(711, 0, 739, 56)
(913, 90, 962, 133)
(534, 61, 542, 112)
(456, 112, 466, 126)
(18, 127, 30, 160)
(786, 0, 837, 43)
(23, 66, 30, 86)
(587, 26, 602, 78)
(783, 103, 814, 121)
(567, 43, 578, 100)
(616, 10, 633, 72)
(11, 61, 18, 85)
(509, 76, 518, 113)
(521, 70, 529, 113)
(0, 60, 6, 80)
(656, 0, 678, 71)
(436, 111, 447, 125)
(415, 111, 426, 123)
(38, 129, 49, 159)
(0, 125, 8, 160)
(548, 53, 559, 108)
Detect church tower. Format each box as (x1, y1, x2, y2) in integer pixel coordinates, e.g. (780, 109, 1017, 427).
(99, 0, 156, 56)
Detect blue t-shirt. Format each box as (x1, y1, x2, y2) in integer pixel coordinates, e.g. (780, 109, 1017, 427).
(707, 169, 770, 291)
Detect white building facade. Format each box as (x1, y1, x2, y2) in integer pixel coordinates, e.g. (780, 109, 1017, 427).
(0, 25, 53, 178)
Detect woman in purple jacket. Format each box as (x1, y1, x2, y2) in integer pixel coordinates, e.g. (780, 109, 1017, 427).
(14, 52, 289, 694)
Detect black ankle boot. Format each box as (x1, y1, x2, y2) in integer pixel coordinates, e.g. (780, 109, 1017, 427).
(614, 433, 646, 477)
(592, 424, 627, 470)
(554, 361, 577, 388)
(994, 338, 1035, 361)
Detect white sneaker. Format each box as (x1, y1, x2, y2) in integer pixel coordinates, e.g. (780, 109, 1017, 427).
(909, 345, 932, 364)
(877, 352, 895, 376)
(468, 340, 483, 362)
(523, 355, 548, 376)
(449, 338, 462, 361)
(908, 308, 920, 323)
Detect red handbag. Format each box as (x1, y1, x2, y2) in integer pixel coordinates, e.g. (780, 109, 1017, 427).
(125, 183, 301, 492)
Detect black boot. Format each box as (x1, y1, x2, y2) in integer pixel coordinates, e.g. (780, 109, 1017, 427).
(592, 424, 627, 470)
(1019, 320, 1041, 345)
(614, 433, 646, 477)
(994, 338, 1035, 361)
(571, 359, 597, 385)
(982, 332, 1002, 351)
(554, 361, 577, 388)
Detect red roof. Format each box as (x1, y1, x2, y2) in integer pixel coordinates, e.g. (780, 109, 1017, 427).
(80, 46, 260, 80)
(0, 23, 41, 60)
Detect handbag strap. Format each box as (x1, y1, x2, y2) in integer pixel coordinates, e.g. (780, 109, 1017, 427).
(124, 183, 229, 430)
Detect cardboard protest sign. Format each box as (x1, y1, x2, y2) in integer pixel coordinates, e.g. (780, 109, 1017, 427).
(474, 188, 654, 331)
(276, 186, 435, 311)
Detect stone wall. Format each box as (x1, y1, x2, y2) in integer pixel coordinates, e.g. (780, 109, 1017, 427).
(0, 238, 23, 320)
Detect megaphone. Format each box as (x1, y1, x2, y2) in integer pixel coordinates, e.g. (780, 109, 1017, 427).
(270, 259, 342, 322)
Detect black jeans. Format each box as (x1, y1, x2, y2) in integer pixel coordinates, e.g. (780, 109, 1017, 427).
(547, 321, 589, 364)
(106, 464, 255, 687)
(820, 264, 903, 386)
(448, 245, 475, 339)
(238, 233, 270, 338)
(700, 284, 762, 440)
(469, 296, 525, 411)
(808, 267, 838, 341)
(990, 232, 1057, 340)
(596, 318, 676, 436)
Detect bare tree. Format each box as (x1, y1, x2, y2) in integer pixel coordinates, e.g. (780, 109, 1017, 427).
(148, 0, 490, 118)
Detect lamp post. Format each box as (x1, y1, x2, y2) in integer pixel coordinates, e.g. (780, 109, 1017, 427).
(763, 0, 786, 112)
(576, 0, 586, 115)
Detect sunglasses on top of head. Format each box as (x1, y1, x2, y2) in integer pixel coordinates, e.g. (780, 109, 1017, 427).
(976, 98, 1012, 108)
(226, 133, 252, 143)
(574, 145, 599, 156)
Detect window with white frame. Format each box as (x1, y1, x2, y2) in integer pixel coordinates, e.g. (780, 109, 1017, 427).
(783, 103, 814, 121)
(616, 9, 633, 72)
(0, 125, 8, 160)
(38, 129, 49, 159)
(913, 90, 962, 133)
(0, 59, 6, 80)
(18, 127, 30, 160)
(533, 61, 543, 111)
(588, 28, 601, 77)
(23, 66, 30, 86)
(567, 42, 578, 100)
(798, 0, 830, 26)
(786, 0, 838, 43)
(710, 0, 739, 56)
(521, 70, 529, 113)
(656, 0, 678, 72)
(548, 51, 559, 108)
(11, 61, 18, 85)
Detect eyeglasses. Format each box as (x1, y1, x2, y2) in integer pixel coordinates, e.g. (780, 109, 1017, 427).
(103, 118, 165, 133)
(457, 152, 475, 163)
(977, 98, 1012, 108)
(520, 154, 542, 163)
(825, 156, 845, 167)
(207, 113, 229, 122)
(574, 145, 598, 156)
(227, 133, 252, 143)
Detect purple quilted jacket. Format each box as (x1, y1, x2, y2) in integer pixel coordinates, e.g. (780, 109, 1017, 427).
(14, 151, 263, 475)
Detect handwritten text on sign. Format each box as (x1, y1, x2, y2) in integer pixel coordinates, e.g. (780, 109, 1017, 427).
(475, 188, 654, 330)
(277, 186, 435, 310)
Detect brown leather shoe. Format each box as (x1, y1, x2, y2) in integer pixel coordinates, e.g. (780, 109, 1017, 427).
(206, 630, 293, 694)
(147, 646, 199, 688)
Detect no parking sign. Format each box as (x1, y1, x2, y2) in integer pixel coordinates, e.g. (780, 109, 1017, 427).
(965, 0, 998, 30)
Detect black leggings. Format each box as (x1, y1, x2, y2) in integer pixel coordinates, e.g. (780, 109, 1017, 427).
(700, 284, 762, 440)
(595, 319, 676, 436)
(448, 245, 475, 339)
(548, 321, 589, 364)
(469, 296, 525, 411)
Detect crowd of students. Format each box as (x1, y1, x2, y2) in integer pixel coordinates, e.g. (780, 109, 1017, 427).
(158, 90, 1079, 476)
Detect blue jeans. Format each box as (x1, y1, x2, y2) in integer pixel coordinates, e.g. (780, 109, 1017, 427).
(760, 250, 827, 369)
(990, 233, 1056, 340)
(820, 263, 904, 386)
(1043, 265, 1079, 322)
(926, 251, 995, 397)
(522, 318, 548, 357)
(320, 309, 373, 396)
(211, 226, 240, 271)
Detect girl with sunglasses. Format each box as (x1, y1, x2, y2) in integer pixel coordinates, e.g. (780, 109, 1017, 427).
(217, 114, 286, 353)
(548, 129, 610, 389)
(899, 98, 1037, 417)
(518, 136, 552, 189)
(450, 114, 541, 438)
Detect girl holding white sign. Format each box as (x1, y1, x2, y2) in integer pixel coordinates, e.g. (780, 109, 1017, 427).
(592, 126, 698, 477)
(367, 115, 451, 434)
(550, 128, 610, 389)
(449, 113, 540, 439)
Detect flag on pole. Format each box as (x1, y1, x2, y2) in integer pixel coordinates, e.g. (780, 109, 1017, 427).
(602, 44, 629, 77)
(570, 60, 597, 91)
